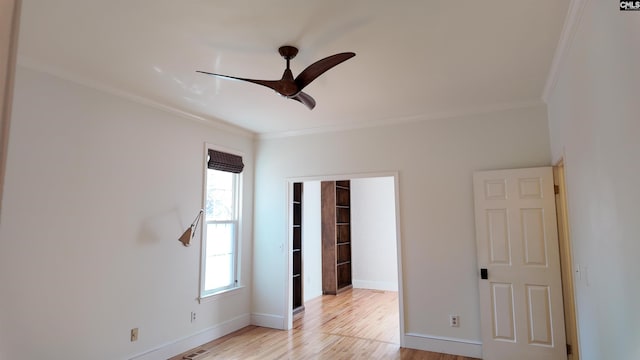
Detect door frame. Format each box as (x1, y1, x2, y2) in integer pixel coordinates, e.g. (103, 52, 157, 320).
(283, 171, 405, 346)
(0, 0, 21, 220)
(553, 160, 580, 359)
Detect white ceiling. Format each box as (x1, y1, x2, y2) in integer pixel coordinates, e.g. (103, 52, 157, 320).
(16, 0, 569, 136)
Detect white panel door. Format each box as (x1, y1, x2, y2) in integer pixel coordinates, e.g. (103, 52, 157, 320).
(473, 167, 566, 360)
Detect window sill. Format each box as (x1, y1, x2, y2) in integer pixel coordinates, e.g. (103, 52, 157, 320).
(198, 285, 245, 304)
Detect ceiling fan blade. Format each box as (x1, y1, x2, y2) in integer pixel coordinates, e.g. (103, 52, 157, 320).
(291, 92, 316, 110)
(196, 71, 282, 92)
(294, 52, 355, 93)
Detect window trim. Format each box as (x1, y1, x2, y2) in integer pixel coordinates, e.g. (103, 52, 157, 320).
(199, 144, 244, 300)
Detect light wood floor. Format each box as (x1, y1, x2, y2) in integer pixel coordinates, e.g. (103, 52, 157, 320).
(172, 288, 480, 360)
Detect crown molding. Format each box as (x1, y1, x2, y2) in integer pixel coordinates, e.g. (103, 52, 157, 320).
(258, 100, 544, 140)
(542, 0, 590, 103)
(16, 56, 256, 139)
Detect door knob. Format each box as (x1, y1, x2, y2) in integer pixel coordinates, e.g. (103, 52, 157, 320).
(480, 268, 488, 280)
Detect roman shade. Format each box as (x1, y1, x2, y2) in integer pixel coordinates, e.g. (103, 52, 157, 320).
(207, 149, 244, 173)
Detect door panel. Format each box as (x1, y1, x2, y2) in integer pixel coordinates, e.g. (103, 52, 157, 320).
(487, 209, 510, 264)
(526, 284, 552, 345)
(522, 208, 547, 266)
(474, 167, 566, 360)
(491, 282, 516, 341)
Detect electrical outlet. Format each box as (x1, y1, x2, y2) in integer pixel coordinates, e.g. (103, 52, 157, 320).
(449, 315, 460, 327)
(130, 328, 139, 342)
(191, 311, 197, 323)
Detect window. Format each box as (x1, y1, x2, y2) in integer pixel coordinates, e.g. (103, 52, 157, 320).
(201, 148, 243, 298)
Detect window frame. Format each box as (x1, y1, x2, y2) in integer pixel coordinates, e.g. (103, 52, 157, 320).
(199, 145, 244, 301)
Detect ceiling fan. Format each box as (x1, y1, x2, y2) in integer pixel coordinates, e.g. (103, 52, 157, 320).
(197, 46, 355, 110)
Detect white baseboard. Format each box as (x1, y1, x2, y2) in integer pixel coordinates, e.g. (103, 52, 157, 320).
(403, 332, 482, 359)
(129, 314, 251, 360)
(250, 313, 285, 330)
(352, 279, 398, 292)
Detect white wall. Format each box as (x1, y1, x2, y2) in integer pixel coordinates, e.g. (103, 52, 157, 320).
(0, 67, 255, 360)
(546, 1, 640, 359)
(253, 105, 551, 357)
(302, 181, 322, 302)
(351, 177, 398, 291)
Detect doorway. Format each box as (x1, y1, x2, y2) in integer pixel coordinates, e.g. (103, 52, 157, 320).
(285, 173, 405, 345)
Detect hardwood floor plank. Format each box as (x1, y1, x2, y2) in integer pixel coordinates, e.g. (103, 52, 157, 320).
(171, 289, 480, 360)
